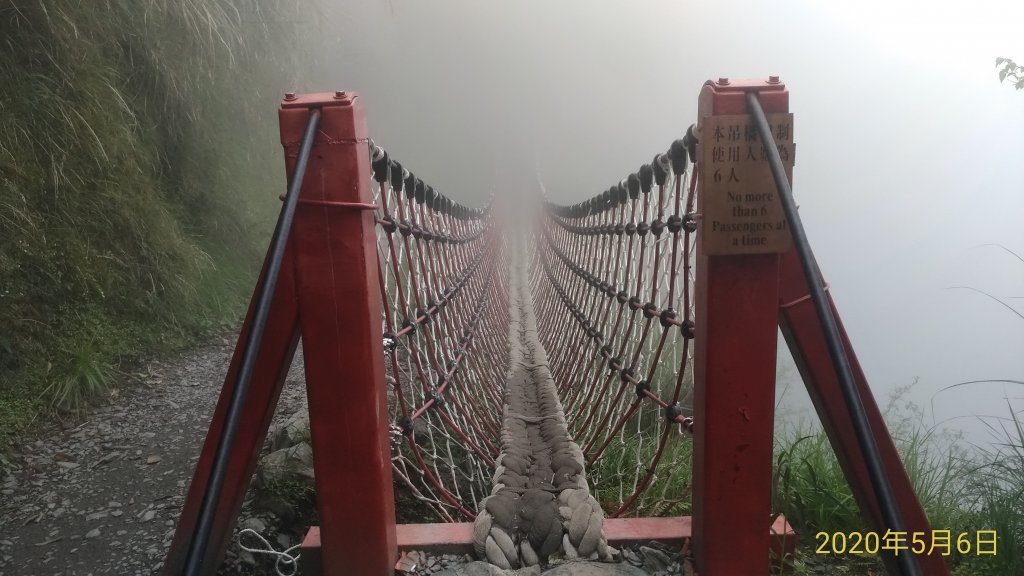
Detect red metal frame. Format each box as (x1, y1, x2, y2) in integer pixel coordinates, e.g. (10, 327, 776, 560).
(778, 249, 949, 575)
(692, 78, 789, 575)
(163, 92, 396, 576)
(162, 253, 301, 574)
(298, 516, 796, 576)
(691, 77, 946, 575)
(163, 84, 946, 576)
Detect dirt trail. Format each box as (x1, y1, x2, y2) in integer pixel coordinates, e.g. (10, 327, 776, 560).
(0, 340, 306, 576)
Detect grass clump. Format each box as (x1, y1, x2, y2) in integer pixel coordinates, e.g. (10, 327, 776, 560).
(42, 340, 115, 412)
(953, 402, 1024, 576)
(585, 380, 1021, 575)
(589, 430, 694, 517)
(0, 0, 306, 444)
(773, 391, 1024, 575)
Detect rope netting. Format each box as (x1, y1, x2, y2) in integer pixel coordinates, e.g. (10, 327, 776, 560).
(369, 144, 507, 522)
(369, 127, 702, 525)
(533, 130, 699, 518)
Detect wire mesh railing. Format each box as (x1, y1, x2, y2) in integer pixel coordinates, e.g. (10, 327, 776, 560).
(533, 131, 699, 518)
(369, 145, 507, 521)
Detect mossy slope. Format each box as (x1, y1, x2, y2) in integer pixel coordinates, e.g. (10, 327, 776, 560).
(0, 0, 303, 441)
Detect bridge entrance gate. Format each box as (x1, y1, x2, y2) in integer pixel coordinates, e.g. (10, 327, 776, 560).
(162, 79, 947, 576)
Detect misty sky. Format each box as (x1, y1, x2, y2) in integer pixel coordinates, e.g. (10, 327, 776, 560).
(293, 0, 1024, 445)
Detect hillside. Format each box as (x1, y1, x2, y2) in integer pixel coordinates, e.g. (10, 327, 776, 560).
(0, 0, 301, 443)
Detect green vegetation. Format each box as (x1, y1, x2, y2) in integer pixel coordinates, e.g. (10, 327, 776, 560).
(0, 1, 303, 445)
(996, 57, 1024, 90)
(259, 472, 319, 524)
(590, 431, 693, 517)
(585, 382, 1023, 575)
(774, 393, 1023, 575)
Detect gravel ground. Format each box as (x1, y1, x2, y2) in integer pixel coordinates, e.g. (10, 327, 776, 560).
(399, 543, 693, 575)
(0, 339, 695, 576)
(0, 338, 307, 576)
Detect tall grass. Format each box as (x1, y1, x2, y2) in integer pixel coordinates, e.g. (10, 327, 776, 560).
(956, 402, 1024, 576)
(585, 377, 1022, 574)
(0, 0, 305, 443)
(590, 431, 693, 517)
(772, 391, 1024, 575)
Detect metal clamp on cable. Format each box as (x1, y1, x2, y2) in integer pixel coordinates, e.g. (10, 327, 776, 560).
(415, 307, 432, 325)
(638, 164, 654, 194)
(650, 218, 665, 236)
(635, 380, 651, 398)
(653, 153, 671, 186)
(680, 319, 696, 340)
(669, 139, 689, 176)
(389, 160, 405, 192)
(666, 215, 683, 234)
(401, 318, 417, 335)
(678, 416, 695, 433)
(659, 308, 678, 328)
(620, 367, 635, 386)
(616, 290, 629, 305)
(682, 213, 698, 233)
(379, 214, 398, 233)
(398, 219, 413, 237)
(410, 223, 424, 240)
(428, 390, 446, 411)
(398, 416, 414, 437)
(383, 332, 398, 353)
(683, 124, 698, 163)
(436, 374, 451, 390)
(627, 173, 641, 199)
(371, 147, 389, 182)
(665, 403, 683, 424)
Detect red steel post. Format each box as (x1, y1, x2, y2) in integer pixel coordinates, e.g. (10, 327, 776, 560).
(692, 78, 790, 575)
(279, 92, 397, 575)
(778, 250, 949, 575)
(162, 254, 301, 575)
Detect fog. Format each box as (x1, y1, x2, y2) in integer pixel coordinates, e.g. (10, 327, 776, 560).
(293, 0, 1023, 445)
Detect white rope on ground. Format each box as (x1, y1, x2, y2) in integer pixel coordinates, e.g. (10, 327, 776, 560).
(237, 528, 301, 576)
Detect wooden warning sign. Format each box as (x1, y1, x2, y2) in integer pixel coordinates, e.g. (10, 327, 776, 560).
(699, 113, 795, 255)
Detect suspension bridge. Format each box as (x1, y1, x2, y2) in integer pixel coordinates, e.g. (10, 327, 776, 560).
(159, 78, 949, 576)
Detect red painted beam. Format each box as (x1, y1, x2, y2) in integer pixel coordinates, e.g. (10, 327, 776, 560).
(778, 249, 949, 575)
(165, 91, 398, 576)
(280, 92, 397, 576)
(299, 517, 796, 576)
(692, 77, 789, 575)
(162, 252, 301, 575)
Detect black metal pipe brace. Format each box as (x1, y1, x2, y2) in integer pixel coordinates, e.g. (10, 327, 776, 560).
(745, 91, 921, 576)
(182, 108, 322, 576)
